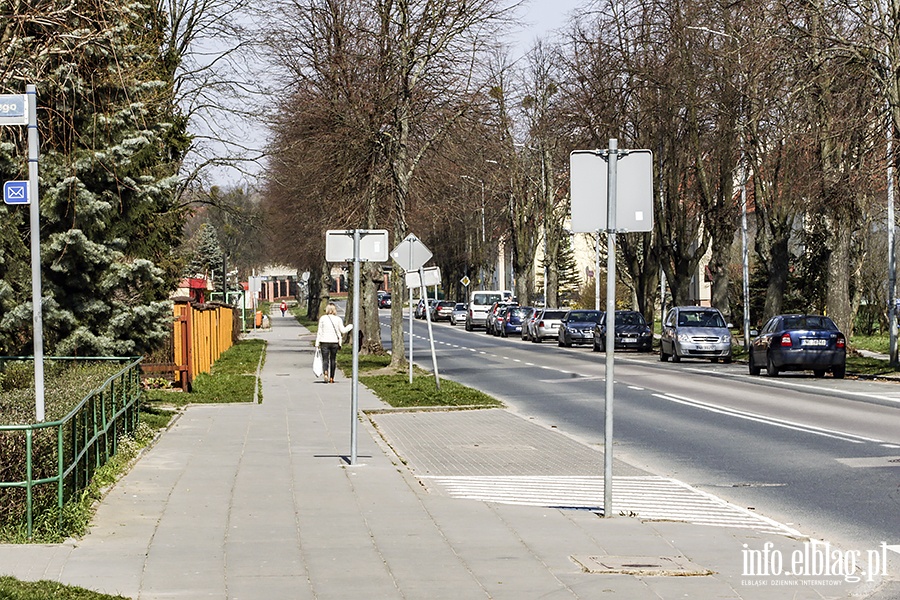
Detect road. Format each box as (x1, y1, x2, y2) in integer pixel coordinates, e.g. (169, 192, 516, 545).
(379, 312, 900, 555)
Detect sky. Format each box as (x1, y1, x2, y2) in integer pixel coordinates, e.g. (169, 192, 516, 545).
(512, 0, 585, 56)
(203, 0, 589, 188)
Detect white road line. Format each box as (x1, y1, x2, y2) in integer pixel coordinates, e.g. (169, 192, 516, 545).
(700, 368, 900, 405)
(652, 392, 881, 444)
(419, 475, 802, 537)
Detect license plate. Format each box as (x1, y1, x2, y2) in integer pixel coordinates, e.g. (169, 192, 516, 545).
(802, 339, 827, 346)
(621, 338, 637, 344)
(696, 345, 715, 351)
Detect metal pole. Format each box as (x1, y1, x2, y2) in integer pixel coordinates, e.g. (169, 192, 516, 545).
(889, 117, 898, 366)
(350, 230, 361, 465)
(595, 234, 601, 310)
(741, 151, 751, 349)
(27, 84, 44, 423)
(409, 284, 414, 384)
(420, 270, 441, 390)
(604, 139, 618, 517)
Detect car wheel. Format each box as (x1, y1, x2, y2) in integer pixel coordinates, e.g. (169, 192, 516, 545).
(833, 365, 846, 379)
(671, 347, 681, 362)
(465, 321, 472, 332)
(710, 358, 719, 363)
(534, 336, 542, 343)
(659, 350, 669, 362)
(813, 369, 826, 378)
(592, 339, 600, 352)
(749, 352, 761, 376)
(723, 355, 732, 364)
(766, 353, 779, 377)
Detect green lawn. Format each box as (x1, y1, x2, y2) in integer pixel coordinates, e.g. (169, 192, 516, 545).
(0, 577, 128, 600)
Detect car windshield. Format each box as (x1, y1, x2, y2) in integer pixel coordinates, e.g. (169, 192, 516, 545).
(473, 293, 501, 305)
(782, 315, 837, 331)
(541, 310, 567, 320)
(509, 308, 530, 319)
(616, 312, 646, 326)
(677, 310, 725, 328)
(455, 304, 466, 310)
(437, 301, 454, 308)
(568, 311, 602, 323)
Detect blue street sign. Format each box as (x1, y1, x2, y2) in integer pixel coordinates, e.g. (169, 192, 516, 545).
(4, 181, 29, 205)
(0, 94, 27, 125)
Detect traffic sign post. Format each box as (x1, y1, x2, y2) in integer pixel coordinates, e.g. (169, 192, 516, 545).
(570, 141, 654, 519)
(1, 88, 44, 422)
(390, 234, 440, 389)
(324, 229, 389, 465)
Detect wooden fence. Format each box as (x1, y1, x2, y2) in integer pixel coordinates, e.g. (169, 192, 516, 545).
(142, 300, 235, 390)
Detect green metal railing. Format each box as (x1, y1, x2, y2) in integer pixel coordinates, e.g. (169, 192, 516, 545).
(0, 357, 142, 538)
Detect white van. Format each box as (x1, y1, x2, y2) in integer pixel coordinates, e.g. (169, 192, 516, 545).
(465, 290, 513, 331)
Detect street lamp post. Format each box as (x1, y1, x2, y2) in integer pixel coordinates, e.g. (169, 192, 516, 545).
(688, 25, 751, 347)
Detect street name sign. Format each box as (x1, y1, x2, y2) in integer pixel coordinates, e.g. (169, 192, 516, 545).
(0, 94, 27, 126)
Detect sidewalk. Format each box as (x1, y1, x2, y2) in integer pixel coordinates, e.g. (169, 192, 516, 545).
(0, 313, 892, 598)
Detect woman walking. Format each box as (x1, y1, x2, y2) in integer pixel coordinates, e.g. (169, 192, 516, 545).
(315, 303, 354, 383)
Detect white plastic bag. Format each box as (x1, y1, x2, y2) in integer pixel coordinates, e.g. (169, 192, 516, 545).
(312, 347, 324, 378)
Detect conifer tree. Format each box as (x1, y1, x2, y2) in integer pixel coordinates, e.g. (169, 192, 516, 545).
(0, 0, 189, 356)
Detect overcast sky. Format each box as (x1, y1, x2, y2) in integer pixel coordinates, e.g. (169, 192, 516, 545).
(512, 0, 584, 56)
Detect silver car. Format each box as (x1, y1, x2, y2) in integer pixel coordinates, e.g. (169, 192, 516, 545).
(528, 309, 568, 343)
(450, 303, 468, 326)
(659, 306, 733, 363)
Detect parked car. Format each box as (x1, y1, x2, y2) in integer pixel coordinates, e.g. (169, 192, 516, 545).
(558, 310, 603, 347)
(528, 309, 568, 343)
(450, 303, 468, 326)
(485, 301, 516, 334)
(431, 300, 456, 321)
(659, 306, 732, 363)
(500, 306, 533, 338)
(415, 298, 438, 319)
(519, 307, 539, 341)
(377, 293, 391, 308)
(465, 289, 513, 331)
(748, 314, 846, 378)
(592, 310, 653, 352)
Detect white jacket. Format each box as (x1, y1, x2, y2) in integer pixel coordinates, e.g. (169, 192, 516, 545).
(316, 314, 353, 346)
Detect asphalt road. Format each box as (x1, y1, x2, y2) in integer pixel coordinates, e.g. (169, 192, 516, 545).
(380, 312, 900, 555)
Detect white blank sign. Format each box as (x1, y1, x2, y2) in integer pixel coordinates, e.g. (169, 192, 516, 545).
(570, 150, 654, 233)
(325, 229, 389, 262)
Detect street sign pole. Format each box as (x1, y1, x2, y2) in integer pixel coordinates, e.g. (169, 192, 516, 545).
(419, 269, 440, 390)
(350, 230, 361, 465)
(27, 85, 44, 422)
(604, 139, 617, 518)
(409, 285, 414, 384)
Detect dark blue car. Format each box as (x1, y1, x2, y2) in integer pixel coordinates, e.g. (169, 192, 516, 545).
(592, 310, 653, 352)
(500, 306, 534, 338)
(748, 314, 846, 378)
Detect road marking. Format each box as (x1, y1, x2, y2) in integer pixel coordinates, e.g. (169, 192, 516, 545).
(701, 368, 900, 405)
(652, 392, 882, 444)
(419, 475, 803, 537)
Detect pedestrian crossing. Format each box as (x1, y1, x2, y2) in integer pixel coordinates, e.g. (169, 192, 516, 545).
(419, 474, 803, 537)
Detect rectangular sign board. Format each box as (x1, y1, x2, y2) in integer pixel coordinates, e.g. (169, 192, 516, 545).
(405, 266, 441, 288)
(570, 149, 654, 233)
(3, 181, 28, 204)
(0, 95, 27, 126)
(325, 229, 389, 262)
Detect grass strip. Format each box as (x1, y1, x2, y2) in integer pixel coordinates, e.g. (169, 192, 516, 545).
(142, 338, 266, 406)
(0, 576, 129, 599)
(335, 347, 502, 409)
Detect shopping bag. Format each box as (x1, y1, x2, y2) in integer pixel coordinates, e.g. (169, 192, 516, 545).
(312, 347, 324, 378)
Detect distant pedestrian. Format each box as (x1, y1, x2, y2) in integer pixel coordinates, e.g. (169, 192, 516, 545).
(280, 301, 287, 317)
(315, 303, 354, 383)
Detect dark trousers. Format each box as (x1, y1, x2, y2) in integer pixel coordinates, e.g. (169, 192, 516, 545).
(320, 343, 340, 378)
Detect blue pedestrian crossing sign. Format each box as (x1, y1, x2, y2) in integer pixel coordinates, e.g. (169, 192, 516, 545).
(3, 181, 29, 205)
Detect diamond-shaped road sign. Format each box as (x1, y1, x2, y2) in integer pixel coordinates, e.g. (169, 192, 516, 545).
(390, 234, 432, 272)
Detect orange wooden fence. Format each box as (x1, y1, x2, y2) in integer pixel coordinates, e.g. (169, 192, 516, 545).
(142, 300, 235, 390)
